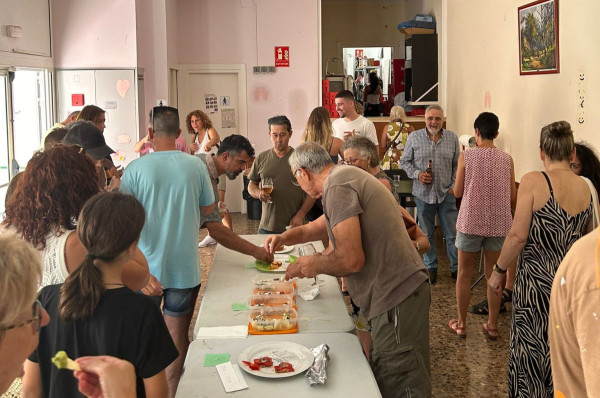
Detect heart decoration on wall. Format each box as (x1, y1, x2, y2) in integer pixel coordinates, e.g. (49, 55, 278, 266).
(117, 79, 131, 98)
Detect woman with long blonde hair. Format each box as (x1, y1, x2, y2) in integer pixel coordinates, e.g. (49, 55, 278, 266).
(379, 105, 414, 169)
(301, 106, 343, 163)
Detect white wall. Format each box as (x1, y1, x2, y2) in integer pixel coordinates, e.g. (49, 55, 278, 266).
(175, 0, 320, 152)
(136, 0, 169, 121)
(446, 0, 600, 179)
(52, 0, 137, 68)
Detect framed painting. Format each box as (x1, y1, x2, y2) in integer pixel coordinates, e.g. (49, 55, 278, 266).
(518, 0, 559, 75)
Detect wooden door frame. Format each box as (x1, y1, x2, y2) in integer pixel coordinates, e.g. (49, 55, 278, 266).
(171, 64, 248, 137)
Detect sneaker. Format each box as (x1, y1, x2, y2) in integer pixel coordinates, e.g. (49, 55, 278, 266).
(198, 235, 217, 248)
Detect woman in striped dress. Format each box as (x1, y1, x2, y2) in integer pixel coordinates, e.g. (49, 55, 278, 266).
(488, 121, 594, 397)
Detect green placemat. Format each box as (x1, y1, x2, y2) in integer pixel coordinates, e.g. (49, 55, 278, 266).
(232, 303, 249, 311)
(203, 353, 230, 367)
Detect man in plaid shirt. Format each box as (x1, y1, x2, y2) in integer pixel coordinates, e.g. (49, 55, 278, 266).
(400, 105, 460, 284)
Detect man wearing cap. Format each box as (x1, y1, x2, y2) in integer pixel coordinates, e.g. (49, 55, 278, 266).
(63, 120, 120, 191)
(120, 106, 214, 397)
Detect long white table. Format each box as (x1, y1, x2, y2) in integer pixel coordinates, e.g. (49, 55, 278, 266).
(176, 333, 382, 397)
(193, 235, 354, 339)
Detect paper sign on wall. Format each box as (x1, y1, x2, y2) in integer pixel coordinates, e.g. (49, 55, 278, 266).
(275, 46, 290, 67)
(205, 94, 218, 113)
(221, 108, 236, 129)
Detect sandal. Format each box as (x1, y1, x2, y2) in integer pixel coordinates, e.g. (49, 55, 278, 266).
(469, 299, 507, 315)
(482, 322, 498, 340)
(448, 319, 467, 338)
(502, 288, 513, 304)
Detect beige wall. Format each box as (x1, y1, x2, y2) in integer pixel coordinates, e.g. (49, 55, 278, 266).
(321, 0, 406, 75)
(174, 0, 320, 152)
(446, 0, 600, 179)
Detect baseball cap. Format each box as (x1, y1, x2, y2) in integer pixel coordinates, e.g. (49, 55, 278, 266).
(64, 120, 114, 160)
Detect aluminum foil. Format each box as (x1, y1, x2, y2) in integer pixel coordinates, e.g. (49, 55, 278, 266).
(306, 343, 330, 385)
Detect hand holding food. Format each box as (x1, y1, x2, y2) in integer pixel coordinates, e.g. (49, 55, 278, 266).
(52, 351, 81, 371)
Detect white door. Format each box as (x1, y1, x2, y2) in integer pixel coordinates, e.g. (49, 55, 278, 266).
(178, 68, 245, 212)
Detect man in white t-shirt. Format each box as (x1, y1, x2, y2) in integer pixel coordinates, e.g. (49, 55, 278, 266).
(332, 90, 378, 146)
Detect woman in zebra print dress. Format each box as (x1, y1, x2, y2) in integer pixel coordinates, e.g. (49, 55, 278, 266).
(488, 121, 594, 397)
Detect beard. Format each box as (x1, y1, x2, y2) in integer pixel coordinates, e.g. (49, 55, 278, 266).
(225, 169, 242, 180)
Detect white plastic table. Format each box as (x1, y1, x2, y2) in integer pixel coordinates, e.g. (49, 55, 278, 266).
(176, 333, 382, 397)
(193, 235, 354, 339)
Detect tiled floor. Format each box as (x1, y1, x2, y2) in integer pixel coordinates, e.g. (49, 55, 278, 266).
(195, 213, 510, 397)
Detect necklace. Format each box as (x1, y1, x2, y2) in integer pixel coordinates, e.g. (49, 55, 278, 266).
(104, 283, 125, 287)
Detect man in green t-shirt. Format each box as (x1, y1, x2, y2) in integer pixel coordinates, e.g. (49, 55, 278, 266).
(247, 115, 315, 234)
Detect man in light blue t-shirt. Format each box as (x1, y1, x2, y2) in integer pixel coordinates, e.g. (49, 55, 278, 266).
(120, 106, 214, 397)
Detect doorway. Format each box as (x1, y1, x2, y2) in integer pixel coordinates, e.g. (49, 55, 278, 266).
(175, 64, 247, 212)
(0, 68, 51, 214)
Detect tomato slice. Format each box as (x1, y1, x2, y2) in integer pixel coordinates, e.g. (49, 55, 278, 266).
(274, 362, 294, 373)
(242, 360, 260, 370)
(253, 356, 273, 367)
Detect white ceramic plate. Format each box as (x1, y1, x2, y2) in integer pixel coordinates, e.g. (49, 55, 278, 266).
(238, 341, 314, 378)
(255, 255, 291, 273)
(275, 245, 294, 254)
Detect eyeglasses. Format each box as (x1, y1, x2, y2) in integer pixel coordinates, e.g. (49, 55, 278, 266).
(342, 157, 361, 165)
(0, 300, 42, 333)
(570, 162, 582, 172)
(291, 169, 301, 186)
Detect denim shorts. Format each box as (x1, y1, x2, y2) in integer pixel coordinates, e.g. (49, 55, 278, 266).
(455, 231, 505, 252)
(150, 285, 200, 317)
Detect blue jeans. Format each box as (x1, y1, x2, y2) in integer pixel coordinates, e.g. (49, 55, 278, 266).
(415, 195, 458, 272)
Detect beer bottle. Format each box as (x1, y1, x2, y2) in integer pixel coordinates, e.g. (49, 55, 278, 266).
(426, 160, 433, 179)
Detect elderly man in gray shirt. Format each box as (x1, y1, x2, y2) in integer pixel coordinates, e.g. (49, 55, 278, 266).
(400, 105, 460, 284)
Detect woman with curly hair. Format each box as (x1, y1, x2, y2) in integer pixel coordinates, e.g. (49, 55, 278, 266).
(186, 110, 227, 247)
(2, 145, 148, 290)
(186, 110, 220, 155)
(77, 105, 106, 133)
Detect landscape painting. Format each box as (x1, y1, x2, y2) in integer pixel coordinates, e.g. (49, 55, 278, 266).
(518, 0, 559, 75)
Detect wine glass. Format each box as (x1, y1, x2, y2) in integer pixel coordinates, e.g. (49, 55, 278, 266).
(298, 243, 319, 284)
(262, 177, 273, 204)
(298, 243, 316, 257)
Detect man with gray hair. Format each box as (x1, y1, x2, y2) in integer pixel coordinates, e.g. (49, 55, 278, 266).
(120, 106, 214, 397)
(265, 142, 431, 397)
(400, 104, 460, 284)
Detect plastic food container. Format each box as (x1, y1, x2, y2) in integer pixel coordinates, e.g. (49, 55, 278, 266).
(248, 294, 295, 308)
(248, 306, 298, 334)
(252, 276, 297, 296)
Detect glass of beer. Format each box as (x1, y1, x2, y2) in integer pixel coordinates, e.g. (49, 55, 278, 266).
(217, 201, 228, 218)
(262, 177, 273, 204)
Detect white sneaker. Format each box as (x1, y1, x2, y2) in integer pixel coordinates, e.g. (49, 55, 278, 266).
(198, 235, 217, 248)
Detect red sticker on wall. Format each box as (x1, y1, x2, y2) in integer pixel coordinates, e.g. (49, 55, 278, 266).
(275, 46, 290, 67)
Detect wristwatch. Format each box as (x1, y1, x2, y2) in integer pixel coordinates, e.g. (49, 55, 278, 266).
(493, 263, 507, 274)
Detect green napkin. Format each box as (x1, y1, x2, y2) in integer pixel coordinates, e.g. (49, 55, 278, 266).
(232, 303, 249, 311)
(203, 353, 230, 367)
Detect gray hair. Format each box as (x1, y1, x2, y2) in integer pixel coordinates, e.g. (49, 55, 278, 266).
(426, 104, 444, 115)
(0, 228, 42, 329)
(342, 136, 380, 168)
(289, 142, 333, 173)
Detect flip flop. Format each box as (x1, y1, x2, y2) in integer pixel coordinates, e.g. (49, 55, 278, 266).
(482, 322, 498, 340)
(448, 319, 467, 338)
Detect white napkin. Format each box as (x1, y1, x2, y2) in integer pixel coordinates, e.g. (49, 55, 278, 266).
(298, 284, 320, 301)
(196, 325, 248, 339)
